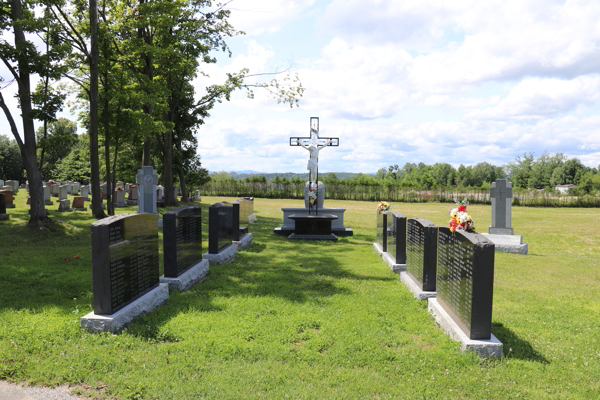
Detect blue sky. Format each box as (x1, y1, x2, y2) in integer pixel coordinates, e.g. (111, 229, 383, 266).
(2, 0, 600, 174)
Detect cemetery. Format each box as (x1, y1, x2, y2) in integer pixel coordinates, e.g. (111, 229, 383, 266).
(0, 0, 599, 397)
(0, 177, 598, 399)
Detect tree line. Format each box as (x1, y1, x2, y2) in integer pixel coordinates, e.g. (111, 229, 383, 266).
(0, 0, 303, 228)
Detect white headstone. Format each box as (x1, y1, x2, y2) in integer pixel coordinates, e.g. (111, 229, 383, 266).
(81, 185, 89, 200)
(136, 166, 158, 214)
(59, 185, 68, 201)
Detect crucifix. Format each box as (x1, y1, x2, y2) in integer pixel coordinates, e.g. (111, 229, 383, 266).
(290, 117, 339, 184)
(489, 179, 514, 234)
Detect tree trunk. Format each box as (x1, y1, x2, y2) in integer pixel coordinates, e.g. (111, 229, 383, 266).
(143, 138, 152, 166)
(178, 166, 189, 202)
(163, 129, 175, 206)
(89, 0, 105, 219)
(3, 0, 47, 227)
(111, 135, 119, 211)
(103, 90, 113, 216)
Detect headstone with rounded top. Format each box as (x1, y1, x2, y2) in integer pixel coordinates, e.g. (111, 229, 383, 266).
(43, 186, 53, 205)
(81, 185, 89, 201)
(59, 185, 68, 201)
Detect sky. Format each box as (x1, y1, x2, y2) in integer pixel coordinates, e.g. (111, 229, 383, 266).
(2, 0, 600, 174)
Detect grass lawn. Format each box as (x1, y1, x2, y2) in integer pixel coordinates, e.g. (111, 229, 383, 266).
(0, 193, 599, 399)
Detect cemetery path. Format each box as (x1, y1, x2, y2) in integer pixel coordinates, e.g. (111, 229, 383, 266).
(0, 381, 84, 400)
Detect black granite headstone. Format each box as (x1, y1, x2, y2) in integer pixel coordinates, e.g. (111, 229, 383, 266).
(436, 228, 495, 339)
(208, 202, 233, 254)
(376, 211, 388, 252)
(406, 218, 438, 292)
(163, 206, 202, 278)
(91, 213, 159, 315)
(388, 211, 407, 264)
(0, 193, 5, 214)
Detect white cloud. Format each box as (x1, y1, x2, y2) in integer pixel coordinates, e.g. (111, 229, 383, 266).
(226, 0, 316, 36)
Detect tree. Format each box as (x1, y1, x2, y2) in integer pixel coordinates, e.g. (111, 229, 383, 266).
(0, 0, 69, 227)
(36, 118, 78, 179)
(53, 134, 91, 181)
(431, 163, 455, 187)
(0, 135, 24, 181)
(527, 152, 565, 189)
(508, 153, 534, 188)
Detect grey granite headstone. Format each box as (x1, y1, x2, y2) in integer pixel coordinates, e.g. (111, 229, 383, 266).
(489, 179, 514, 235)
(156, 185, 164, 201)
(81, 185, 89, 201)
(52, 184, 60, 197)
(136, 166, 158, 214)
(43, 186, 53, 205)
(59, 185, 68, 201)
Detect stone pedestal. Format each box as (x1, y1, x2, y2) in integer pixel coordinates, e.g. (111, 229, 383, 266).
(373, 243, 406, 273)
(481, 233, 528, 254)
(400, 271, 436, 300)
(203, 243, 237, 266)
(233, 233, 253, 251)
(81, 283, 169, 333)
(160, 259, 209, 292)
(428, 298, 503, 358)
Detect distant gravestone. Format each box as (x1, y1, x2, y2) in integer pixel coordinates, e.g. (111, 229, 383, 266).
(0, 179, 4, 187)
(66, 183, 73, 194)
(114, 189, 126, 207)
(51, 184, 60, 197)
(208, 202, 233, 254)
(387, 211, 407, 265)
(91, 213, 160, 315)
(59, 185, 68, 201)
(406, 218, 438, 292)
(58, 199, 71, 212)
(0, 193, 8, 220)
(81, 185, 89, 201)
(0, 190, 14, 208)
(163, 206, 203, 277)
(43, 186, 53, 205)
(6, 180, 18, 194)
(156, 186, 164, 202)
(136, 166, 158, 214)
(245, 197, 256, 223)
(72, 196, 85, 210)
(489, 179, 514, 235)
(100, 183, 108, 198)
(194, 190, 201, 201)
(128, 185, 138, 200)
(72, 182, 80, 194)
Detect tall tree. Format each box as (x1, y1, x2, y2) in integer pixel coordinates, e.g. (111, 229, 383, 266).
(0, 0, 68, 227)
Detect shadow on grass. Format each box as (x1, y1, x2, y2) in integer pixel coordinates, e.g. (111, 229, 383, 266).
(492, 322, 549, 363)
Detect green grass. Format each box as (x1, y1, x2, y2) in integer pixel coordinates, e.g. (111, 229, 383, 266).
(0, 193, 599, 399)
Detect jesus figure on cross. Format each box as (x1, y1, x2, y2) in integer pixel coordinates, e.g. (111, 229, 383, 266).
(290, 117, 339, 184)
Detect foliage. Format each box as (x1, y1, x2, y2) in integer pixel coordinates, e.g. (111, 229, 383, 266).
(36, 118, 78, 179)
(53, 134, 91, 182)
(0, 135, 24, 181)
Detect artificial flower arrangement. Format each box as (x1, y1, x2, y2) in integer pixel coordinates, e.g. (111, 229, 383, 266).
(308, 190, 318, 206)
(448, 197, 476, 232)
(376, 201, 391, 211)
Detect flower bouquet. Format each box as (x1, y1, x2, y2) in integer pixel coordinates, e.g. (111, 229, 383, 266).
(448, 197, 476, 232)
(376, 201, 391, 211)
(308, 190, 317, 206)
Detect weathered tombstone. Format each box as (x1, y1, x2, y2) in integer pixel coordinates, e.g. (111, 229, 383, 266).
(44, 185, 53, 204)
(51, 184, 60, 197)
(0, 190, 15, 208)
(58, 199, 71, 212)
(429, 228, 503, 358)
(489, 179, 514, 235)
(401, 218, 437, 299)
(0, 193, 8, 220)
(114, 189, 126, 207)
(194, 190, 201, 201)
(128, 185, 139, 200)
(81, 213, 167, 332)
(204, 202, 236, 265)
(6, 180, 18, 194)
(59, 185, 68, 201)
(125, 183, 130, 192)
(156, 185, 164, 202)
(136, 166, 158, 214)
(81, 185, 89, 201)
(66, 183, 73, 194)
(160, 206, 209, 291)
(0, 179, 4, 187)
(72, 196, 85, 210)
(72, 182, 80, 194)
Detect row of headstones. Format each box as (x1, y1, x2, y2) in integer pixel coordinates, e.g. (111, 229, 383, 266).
(375, 210, 500, 357)
(81, 198, 255, 332)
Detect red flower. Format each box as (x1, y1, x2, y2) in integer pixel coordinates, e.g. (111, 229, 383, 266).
(75, 254, 80, 259)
